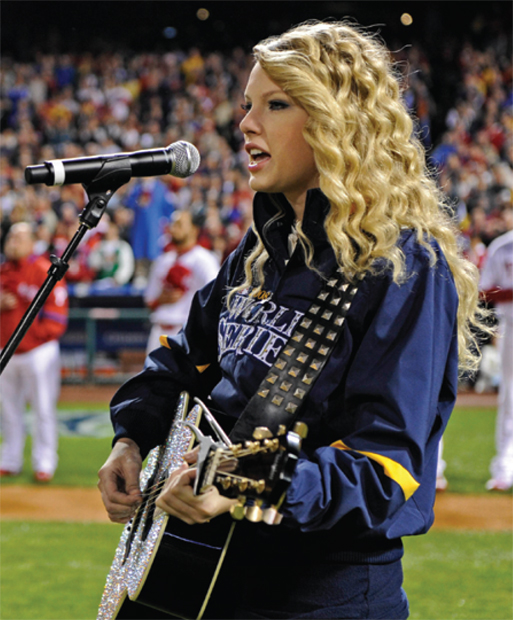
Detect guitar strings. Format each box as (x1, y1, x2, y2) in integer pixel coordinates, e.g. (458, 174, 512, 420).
(139, 452, 236, 509)
(134, 445, 272, 516)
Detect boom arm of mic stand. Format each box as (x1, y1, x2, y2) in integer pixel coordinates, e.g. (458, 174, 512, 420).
(0, 160, 132, 374)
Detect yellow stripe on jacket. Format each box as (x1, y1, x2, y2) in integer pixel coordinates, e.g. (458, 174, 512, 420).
(159, 335, 210, 373)
(331, 440, 420, 500)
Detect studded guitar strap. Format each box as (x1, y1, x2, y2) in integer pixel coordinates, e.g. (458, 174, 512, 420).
(229, 269, 361, 443)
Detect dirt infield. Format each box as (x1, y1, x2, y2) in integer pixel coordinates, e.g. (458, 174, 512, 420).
(59, 383, 121, 404)
(1, 485, 511, 530)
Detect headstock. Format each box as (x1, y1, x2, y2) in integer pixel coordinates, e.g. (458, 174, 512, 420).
(189, 413, 308, 526)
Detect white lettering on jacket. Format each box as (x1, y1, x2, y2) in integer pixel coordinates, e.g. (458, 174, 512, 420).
(218, 291, 304, 367)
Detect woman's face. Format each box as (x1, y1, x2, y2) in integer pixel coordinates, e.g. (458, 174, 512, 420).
(240, 63, 319, 217)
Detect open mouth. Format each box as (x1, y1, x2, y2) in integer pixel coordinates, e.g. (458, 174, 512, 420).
(249, 148, 271, 164)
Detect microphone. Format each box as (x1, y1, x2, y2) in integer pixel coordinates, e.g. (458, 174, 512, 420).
(24, 141, 201, 186)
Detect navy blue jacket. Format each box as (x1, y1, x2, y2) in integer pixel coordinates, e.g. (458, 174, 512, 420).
(111, 189, 459, 567)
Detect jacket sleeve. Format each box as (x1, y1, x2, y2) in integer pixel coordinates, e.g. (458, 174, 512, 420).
(281, 245, 459, 534)
(111, 231, 255, 456)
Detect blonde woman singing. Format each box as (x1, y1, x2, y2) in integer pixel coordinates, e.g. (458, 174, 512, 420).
(99, 21, 488, 619)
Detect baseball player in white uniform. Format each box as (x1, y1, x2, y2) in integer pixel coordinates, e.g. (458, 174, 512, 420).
(480, 223, 513, 491)
(0, 223, 69, 482)
(144, 210, 220, 353)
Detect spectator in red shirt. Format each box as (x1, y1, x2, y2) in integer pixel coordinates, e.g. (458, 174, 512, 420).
(0, 222, 69, 482)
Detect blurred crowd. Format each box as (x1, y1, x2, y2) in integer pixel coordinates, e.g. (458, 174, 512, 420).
(1, 33, 511, 295)
(0, 47, 255, 290)
(429, 42, 513, 269)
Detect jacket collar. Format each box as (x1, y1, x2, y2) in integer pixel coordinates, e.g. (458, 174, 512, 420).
(252, 189, 333, 267)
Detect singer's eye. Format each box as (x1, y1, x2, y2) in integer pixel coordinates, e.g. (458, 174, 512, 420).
(241, 103, 251, 112)
(268, 100, 290, 111)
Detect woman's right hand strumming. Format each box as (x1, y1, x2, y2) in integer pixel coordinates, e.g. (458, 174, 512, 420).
(98, 438, 143, 523)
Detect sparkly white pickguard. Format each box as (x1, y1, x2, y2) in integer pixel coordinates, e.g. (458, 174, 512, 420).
(97, 393, 200, 619)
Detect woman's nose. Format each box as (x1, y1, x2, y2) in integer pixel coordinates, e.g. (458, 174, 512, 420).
(239, 108, 260, 136)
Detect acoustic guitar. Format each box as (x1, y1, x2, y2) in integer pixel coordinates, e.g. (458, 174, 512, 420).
(97, 391, 307, 620)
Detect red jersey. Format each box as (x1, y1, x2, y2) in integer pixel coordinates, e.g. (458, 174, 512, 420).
(0, 255, 69, 353)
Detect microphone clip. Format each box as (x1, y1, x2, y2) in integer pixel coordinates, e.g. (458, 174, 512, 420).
(80, 157, 132, 229)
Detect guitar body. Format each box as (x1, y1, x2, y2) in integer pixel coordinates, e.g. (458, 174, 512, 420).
(98, 392, 233, 620)
(116, 515, 236, 619)
(98, 392, 305, 619)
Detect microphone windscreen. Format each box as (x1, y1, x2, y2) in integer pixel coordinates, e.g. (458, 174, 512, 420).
(171, 141, 201, 178)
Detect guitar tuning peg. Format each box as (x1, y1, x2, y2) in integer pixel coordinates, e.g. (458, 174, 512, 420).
(263, 438, 280, 452)
(219, 477, 232, 490)
(292, 421, 308, 439)
(249, 479, 266, 494)
(245, 501, 263, 523)
(231, 443, 243, 456)
(262, 506, 283, 526)
(230, 496, 246, 521)
(253, 426, 273, 440)
(237, 480, 249, 492)
(244, 440, 260, 453)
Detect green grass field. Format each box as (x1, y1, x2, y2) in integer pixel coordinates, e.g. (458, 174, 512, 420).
(403, 531, 512, 620)
(1, 522, 510, 620)
(1, 405, 512, 619)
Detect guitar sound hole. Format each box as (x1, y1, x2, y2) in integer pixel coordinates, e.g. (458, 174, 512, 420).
(123, 517, 138, 564)
(122, 468, 160, 563)
(141, 469, 166, 542)
(141, 499, 155, 542)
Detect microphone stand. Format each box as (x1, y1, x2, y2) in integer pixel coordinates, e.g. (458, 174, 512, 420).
(0, 158, 133, 374)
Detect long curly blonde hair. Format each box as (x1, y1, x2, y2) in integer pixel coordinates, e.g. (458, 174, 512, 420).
(236, 20, 489, 373)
